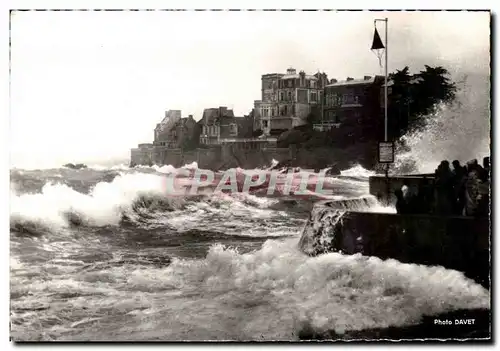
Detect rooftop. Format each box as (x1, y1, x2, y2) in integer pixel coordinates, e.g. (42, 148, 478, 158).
(325, 76, 383, 87)
(262, 68, 323, 81)
(382, 76, 424, 87)
(281, 74, 318, 80)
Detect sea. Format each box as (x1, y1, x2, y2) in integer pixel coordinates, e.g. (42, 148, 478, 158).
(9, 73, 491, 341)
(9, 162, 490, 341)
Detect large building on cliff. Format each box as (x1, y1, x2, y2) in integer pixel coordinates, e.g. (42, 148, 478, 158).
(198, 106, 256, 145)
(131, 109, 201, 166)
(154, 110, 182, 140)
(320, 75, 385, 139)
(154, 114, 199, 149)
(254, 68, 329, 136)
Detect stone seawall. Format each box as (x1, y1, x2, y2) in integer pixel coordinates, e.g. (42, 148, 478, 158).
(131, 141, 379, 170)
(298, 202, 490, 288)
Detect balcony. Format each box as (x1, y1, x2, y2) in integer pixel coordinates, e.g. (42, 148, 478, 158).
(313, 123, 341, 132)
(219, 137, 277, 143)
(340, 103, 363, 108)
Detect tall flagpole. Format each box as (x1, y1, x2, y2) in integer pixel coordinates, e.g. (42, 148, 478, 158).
(384, 18, 388, 142)
(374, 18, 389, 142)
(384, 18, 389, 184)
(373, 17, 390, 201)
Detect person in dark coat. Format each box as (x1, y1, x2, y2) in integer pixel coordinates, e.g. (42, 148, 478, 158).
(415, 176, 434, 214)
(482, 156, 490, 181)
(434, 160, 454, 215)
(451, 160, 467, 215)
(476, 156, 490, 217)
(395, 189, 409, 215)
(464, 159, 481, 216)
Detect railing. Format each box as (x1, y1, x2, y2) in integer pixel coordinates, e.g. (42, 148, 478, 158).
(218, 137, 277, 143)
(313, 123, 341, 131)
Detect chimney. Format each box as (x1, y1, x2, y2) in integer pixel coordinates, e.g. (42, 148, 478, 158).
(346, 77, 354, 81)
(188, 114, 193, 119)
(299, 70, 306, 87)
(287, 67, 296, 75)
(364, 75, 372, 80)
(330, 78, 338, 84)
(219, 106, 225, 117)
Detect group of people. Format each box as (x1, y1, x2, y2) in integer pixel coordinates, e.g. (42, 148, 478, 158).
(395, 156, 490, 217)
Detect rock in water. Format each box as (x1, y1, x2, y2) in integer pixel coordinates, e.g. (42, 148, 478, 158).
(298, 206, 345, 256)
(63, 163, 88, 170)
(297, 197, 378, 256)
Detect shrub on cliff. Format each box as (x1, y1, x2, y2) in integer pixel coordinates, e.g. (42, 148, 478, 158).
(277, 129, 307, 148)
(252, 129, 263, 138)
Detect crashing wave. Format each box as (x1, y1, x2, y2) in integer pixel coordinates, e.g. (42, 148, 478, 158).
(297, 196, 394, 256)
(339, 164, 377, 178)
(393, 73, 490, 174)
(9, 169, 284, 234)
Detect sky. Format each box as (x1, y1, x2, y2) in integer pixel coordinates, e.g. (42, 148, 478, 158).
(9, 10, 490, 168)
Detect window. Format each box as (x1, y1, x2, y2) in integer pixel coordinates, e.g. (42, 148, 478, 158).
(331, 112, 337, 122)
(297, 90, 308, 103)
(288, 92, 292, 101)
(230, 124, 238, 136)
(340, 91, 361, 105)
(288, 80, 292, 88)
(280, 92, 284, 101)
(310, 92, 317, 102)
(263, 120, 269, 128)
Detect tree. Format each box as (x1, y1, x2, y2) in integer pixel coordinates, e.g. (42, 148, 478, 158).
(305, 105, 321, 127)
(388, 65, 456, 138)
(388, 66, 412, 137)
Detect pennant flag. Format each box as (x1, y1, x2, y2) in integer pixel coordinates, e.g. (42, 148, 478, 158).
(371, 27, 385, 50)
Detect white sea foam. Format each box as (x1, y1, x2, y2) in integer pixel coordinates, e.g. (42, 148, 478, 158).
(10, 173, 167, 228)
(9, 170, 293, 235)
(340, 164, 377, 178)
(394, 73, 490, 174)
(10, 239, 489, 341)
